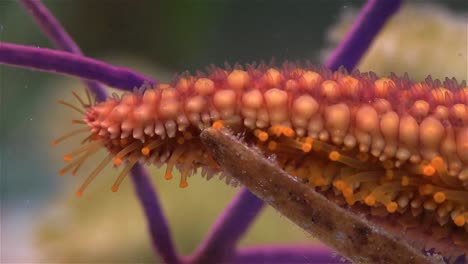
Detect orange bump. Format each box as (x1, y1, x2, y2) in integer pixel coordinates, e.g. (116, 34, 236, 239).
(165, 172, 173, 180)
(343, 187, 353, 198)
(212, 120, 224, 130)
(75, 191, 83, 197)
(454, 215, 466, 227)
(176, 77, 192, 92)
(194, 78, 215, 95)
(329, 151, 340, 161)
(334, 180, 346, 191)
(264, 68, 281, 87)
(301, 143, 312, 153)
(374, 78, 395, 97)
(345, 196, 356, 206)
(282, 127, 295, 138)
(58, 170, 66, 176)
(300, 71, 322, 89)
(63, 156, 72, 162)
(179, 180, 188, 188)
(141, 147, 150, 156)
(422, 165, 436, 176)
(340, 76, 359, 96)
(284, 79, 299, 92)
(254, 130, 269, 142)
(431, 156, 445, 168)
(114, 158, 122, 166)
(321, 80, 340, 100)
(433, 191, 446, 204)
(364, 195, 376, 206)
(111, 185, 119, 192)
(386, 202, 398, 213)
(258, 132, 268, 142)
(268, 141, 278, 151)
(227, 70, 249, 91)
(51, 141, 58, 146)
(270, 125, 282, 137)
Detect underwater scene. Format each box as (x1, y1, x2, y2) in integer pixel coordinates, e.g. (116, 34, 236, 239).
(1, 0, 467, 263)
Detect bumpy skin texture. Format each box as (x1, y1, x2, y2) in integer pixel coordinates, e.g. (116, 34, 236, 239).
(69, 64, 468, 254)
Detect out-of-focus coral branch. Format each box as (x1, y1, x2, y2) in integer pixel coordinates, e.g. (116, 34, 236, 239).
(325, 0, 401, 71)
(189, 188, 264, 263)
(232, 244, 343, 264)
(18, 0, 107, 100)
(130, 164, 181, 264)
(200, 127, 438, 264)
(19, 0, 82, 53)
(0, 42, 155, 90)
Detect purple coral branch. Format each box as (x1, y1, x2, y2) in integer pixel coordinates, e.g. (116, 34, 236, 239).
(233, 244, 345, 264)
(189, 188, 264, 263)
(130, 164, 181, 264)
(0, 42, 155, 90)
(19, 0, 106, 101)
(19, 0, 82, 53)
(16, 1, 178, 263)
(325, 0, 401, 71)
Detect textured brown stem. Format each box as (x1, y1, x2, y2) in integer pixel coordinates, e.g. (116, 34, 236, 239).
(200, 127, 440, 264)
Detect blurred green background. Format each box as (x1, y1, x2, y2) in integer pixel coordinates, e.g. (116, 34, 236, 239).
(0, 0, 467, 263)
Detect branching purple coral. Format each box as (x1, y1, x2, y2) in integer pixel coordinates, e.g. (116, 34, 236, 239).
(189, 188, 264, 263)
(130, 164, 180, 264)
(19, 0, 82, 53)
(18, 0, 107, 101)
(325, 0, 401, 71)
(2, 0, 402, 263)
(233, 245, 344, 264)
(0, 43, 154, 90)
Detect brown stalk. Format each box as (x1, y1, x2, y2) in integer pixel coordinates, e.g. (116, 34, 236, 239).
(200, 127, 442, 264)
